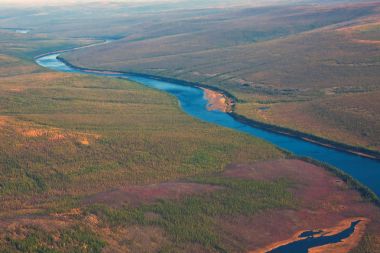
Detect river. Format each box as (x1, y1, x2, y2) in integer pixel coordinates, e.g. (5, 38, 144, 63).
(36, 52, 380, 196)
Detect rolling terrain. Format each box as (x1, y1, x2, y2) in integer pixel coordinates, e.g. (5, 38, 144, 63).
(0, 1, 380, 252)
(62, 1, 380, 151)
(0, 32, 288, 252)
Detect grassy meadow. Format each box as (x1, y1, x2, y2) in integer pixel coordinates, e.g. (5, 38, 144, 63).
(0, 71, 282, 198)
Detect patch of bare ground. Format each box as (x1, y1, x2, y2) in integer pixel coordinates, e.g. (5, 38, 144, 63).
(101, 226, 169, 253)
(0, 215, 72, 237)
(220, 159, 380, 252)
(0, 116, 8, 127)
(14, 121, 100, 145)
(6, 87, 24, 92)
(352, 39, 380, 45)
(202, 88, 231, 112)
(83, 182, 222, 207)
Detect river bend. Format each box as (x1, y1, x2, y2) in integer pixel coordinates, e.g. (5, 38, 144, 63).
(36, 52, 380, 196)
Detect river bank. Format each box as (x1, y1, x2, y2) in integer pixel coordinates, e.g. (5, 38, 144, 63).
(34, 50, 380, 252)
(56, 55, 380, 161)
(251, 218, 368, 253)
(37, 52, 380, 197)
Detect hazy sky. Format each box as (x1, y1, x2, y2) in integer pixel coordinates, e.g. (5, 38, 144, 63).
(0, 0, 178, 6)
(1, 0, 296, 9)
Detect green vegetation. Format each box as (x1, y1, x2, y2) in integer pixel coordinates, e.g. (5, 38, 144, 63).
(0, 30, 283, 252)
(1, 1, 380, 252)
(350, 234, 378, 253)
(0, 62, 281, 199)
(1, 225, 105, 253)
(85, 176, 293, 251)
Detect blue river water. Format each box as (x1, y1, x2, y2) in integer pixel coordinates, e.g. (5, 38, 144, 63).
(36, 53, 380, 196)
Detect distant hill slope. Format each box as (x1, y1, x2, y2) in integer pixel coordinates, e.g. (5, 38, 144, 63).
(62, 2, 380, 151)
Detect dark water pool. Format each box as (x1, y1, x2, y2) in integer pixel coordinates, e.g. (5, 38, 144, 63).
(299, 230, 323, 238)
(258, 106, 270, 111)
(267, 220, 361, 253)
(36, 53, 380, 196)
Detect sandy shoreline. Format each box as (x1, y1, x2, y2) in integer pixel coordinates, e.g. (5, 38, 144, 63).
(202, 87, 232, 112)
(250, 217, 369, 253)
